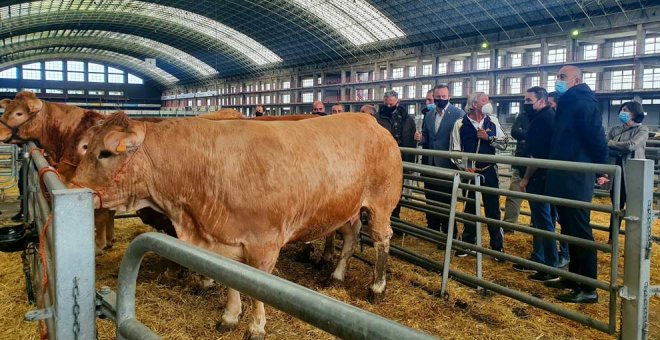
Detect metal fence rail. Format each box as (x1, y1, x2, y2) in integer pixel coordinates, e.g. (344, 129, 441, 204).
(115, 233, 435, 340)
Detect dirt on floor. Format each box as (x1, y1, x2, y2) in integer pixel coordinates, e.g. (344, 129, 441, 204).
(0, 192, 658, 339)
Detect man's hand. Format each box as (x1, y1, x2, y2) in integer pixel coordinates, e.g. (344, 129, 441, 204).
(596, 176, 610, 186)
(519, 177, 529, 192)
(414, 131, 422, 142)
(466, 168, 477, 173)
(477, 128, 489, 141)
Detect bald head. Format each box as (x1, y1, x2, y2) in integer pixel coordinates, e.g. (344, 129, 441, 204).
(557, 65, 582, 91)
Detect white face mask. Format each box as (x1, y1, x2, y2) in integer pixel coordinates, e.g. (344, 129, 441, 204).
(481, 102, 494, 115)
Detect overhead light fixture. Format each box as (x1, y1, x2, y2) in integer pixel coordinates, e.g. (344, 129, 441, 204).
(481, 41, 489, 49)
(571, 29, 580, 38)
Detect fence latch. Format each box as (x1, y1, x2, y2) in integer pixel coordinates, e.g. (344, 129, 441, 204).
(619, 286, 637, 301)
(25, 308, 52, 322)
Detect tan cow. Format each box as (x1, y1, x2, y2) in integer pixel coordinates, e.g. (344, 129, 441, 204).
(71, 112, 401, 339)
(197, 108, 243, 119)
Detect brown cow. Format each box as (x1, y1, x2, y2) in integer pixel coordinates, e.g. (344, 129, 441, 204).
(71, 112, 401, 339)
(197, 108, 243, 119)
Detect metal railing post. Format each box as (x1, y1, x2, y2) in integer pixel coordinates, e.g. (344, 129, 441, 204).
(440, 173, 460, 296)
(621, 159, 654, 340)
(474, 175, 483, 289)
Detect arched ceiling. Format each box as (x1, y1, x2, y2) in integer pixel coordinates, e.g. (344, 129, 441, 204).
(0, 0, 656, 85)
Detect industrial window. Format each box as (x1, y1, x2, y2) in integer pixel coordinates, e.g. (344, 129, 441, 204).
(643, 68, 660, 89)
(612, 40, 636, 57)
(392, 67, 403, 79)
(510, 102, 520, 114)
(22, 88, 41, 93)
(529, 76, 540, 87)
(583, 44, 598, 60)
(645, 37, 660, 55)
(477, 57, 490, 70)
(407, 66, 416, 78)
(282, 94, 291, 104)
(317, 91, 321, 101)
(406, 85, 415, 99)
(610, 70, 634, 90)
(392, 86, 403, 98)
(67, 89, 84, 95)
(452, 82, 463, 97)
(301, 92, 313, 103)
(476, 80, 489, 94)
(108, 67, 124, 84)
(548, 48, 566, 64)
(22, 62, 42, 80)
(266, 83, 271, 90)
(510, 53, 522, 67)
(88, 63, 104, 73)
(45, 61, 62, 70)
(109, 91, 124, 96)
(67, 61, 85, 82)
(88, 73, 105, 83)
(453, 60, 464, 73)
(302, 78, 314, 87)
(422, 64, 432, 76)
(282, 81, 291, 89)
(583, 72, 597, 90)
(45, 89, 63, 94)
(547, 77, 555, 90)
(497, 55, 503, 68)
(0, 88, 18, 93)
(45, 71, 63, 81)
(127, 73, 143, 84)
(408, 105, 416, 115)
(496, 79, 502, 95)
(421, 84, 432, 95)
(88, 90, 105, 95)
(265, 95, 271, 104)
(356, 89, 368, 101)
(196, 99, 202, 107)
(438, 62, 447, 74)
(510, 78, 521, 94)
(0, 67, 17, 79)
(531, 51, 541, 65)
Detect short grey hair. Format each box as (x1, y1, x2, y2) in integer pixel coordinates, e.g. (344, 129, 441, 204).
(384, 90, 399, 99)
(466, 92, 488, 113)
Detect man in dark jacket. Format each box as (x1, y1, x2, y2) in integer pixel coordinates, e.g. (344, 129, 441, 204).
(544, 65, 608, 303)
(414, 84, 464, 235)
(503, 107, 530, 229)
(376, 90, 415, 218)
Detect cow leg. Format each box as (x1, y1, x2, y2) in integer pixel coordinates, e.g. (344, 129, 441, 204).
(243, 247, 280, 340)
(105, 211, 116, 248)
(320, 232, 336, 263)
(366, 211, 392, 304)
(93, 210, 107, 254)
(215, 288, 242, 332)
(329, 219, 361, 284)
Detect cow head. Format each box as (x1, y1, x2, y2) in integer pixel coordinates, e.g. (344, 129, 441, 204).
(0, 91, 44, 143)
(71, 112, 148, 210)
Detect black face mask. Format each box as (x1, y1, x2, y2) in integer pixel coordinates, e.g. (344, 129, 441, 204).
(384, 105, 397, 115)
(434, 99, 449, 110)
(255, 111, 264, 117)
(523, 104, 535, 116)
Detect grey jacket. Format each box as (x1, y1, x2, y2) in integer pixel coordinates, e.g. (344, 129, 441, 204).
(420, 103, 465, 169)
(607, 123, 649, 166)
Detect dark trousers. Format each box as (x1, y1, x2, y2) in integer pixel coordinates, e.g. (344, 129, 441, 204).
(462, 166, 503, 251)
(556, 205, 597, 292)
(425, 179, 457, 237)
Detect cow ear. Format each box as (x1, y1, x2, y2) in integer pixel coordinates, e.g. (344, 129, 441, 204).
(0, 99, 10, 109)
(25, 97, 43, 114)
(103, 127, 145, 155)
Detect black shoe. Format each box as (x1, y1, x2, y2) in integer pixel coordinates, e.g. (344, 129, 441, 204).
(11, 212, 24, 222)
(556, 289, 598, 304)
(544, 278, 574, 289)
(455, 250, 469, 258)
(529, 272, 560, 283)
(512, 264, 536, 273)
(492, 249, 506, 263)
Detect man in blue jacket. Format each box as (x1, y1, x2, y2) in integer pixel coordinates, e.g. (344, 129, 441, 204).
(414, 84, 464, 235)
(544, 65, 608, 303)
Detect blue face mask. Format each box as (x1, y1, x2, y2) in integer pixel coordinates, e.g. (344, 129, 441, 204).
(619, 112, 630, 124)
(555, 80, 567, 94)
(426, 103, 436, 112)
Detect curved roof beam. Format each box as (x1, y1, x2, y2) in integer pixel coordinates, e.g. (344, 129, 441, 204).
(0, 30, 218, 79)
(0, 0, 282, 66)
(288, 0, 405, 46)
(0, 48, 178, 86)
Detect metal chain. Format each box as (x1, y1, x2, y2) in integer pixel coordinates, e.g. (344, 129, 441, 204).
(73, 277, 80, 339)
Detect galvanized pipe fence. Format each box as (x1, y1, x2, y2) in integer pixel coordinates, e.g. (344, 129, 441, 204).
(0, 143, 20, 198)
(388, 147, 654, 339)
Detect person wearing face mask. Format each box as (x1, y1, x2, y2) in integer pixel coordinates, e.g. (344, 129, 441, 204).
(414, 84, 464, 234)
(255, 105, 265, 117)
(450, 92, 508, 258)
(596, 101, 648, 241)
(516, 87, 569, 282)
(312, 100, 327, 116)
(543, 65, 608, 304)
(502, 97, 531, 232)
(376, 90, 416, 218)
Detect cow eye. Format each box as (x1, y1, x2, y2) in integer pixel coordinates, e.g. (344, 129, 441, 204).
(15, 112, 23, 117)
(82, 144, 88, 150)
(98, 150, 112, 159)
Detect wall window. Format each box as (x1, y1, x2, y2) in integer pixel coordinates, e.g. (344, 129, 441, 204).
(355, 89, 368, 101)
(44, 61, 63, 81)
(282, 81, 291, 89)
(643, 68, 660, 89)
(477, 57, 490, 70)
(476, 80, 490, 94)
(438, 62, 447, 74)
(45, 89, 64, 94)
(510, 102, 520, 114)
(317, 91, 322, 101)
(406, 85, 416, 99)
(127, 73, 143, 84)
(645, 37, 660, 55)
(392, 67, 403, 79)
(317, 76, 322, 85)
(510, 78, 521, 94)
(548, 48, 566, 63)
(531, 51, 541, 65)
(610, 70, 634, 90)
(0, 88, 18, 93)
(282, 94, 291, 104)
(407, 66, 416, 77)
(22, 88, 41, 93)
(612, 40, 636, 57)
(583, 72, 597, 90)
(88, 63, 105, 83)
(529, 76, 540, 87)
(422, 64, 432, 76)
(22, 62, 42, 80)
(453, 60, 464, 73)
(302, 78, 314, 87)
(67, 89, 84, 95)
(108, 67, 124, 84)
(510, 53, 522, 67)
(0, 67, 17, 79)
(421, 84, 432, 96)
(452, 82, 463, 97)
(392, 86, 403, 97)
(109, 91, 124, 96)
(408, 105, 416, 115)
(266, 83, 271, 90)
(547, 77, 555, 90)
(583, 44, 598, 60)
(88, 90, 105, 95)
(497, 55, 503, 68)
(496, 79, 502, 95)
(67, 61, 85, 82)
(301, 92, 313, 103)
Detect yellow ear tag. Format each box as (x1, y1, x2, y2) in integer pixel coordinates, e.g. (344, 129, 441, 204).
(116, 140, 127, 153)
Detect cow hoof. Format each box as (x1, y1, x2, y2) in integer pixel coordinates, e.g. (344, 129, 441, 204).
(215, 321, 237, 333)
(242, 331, 265, 340)
(367, 290, 386, 304)
(95, 247, 104, 256)
(312, 258, 333, 271)
(323, 276, 344, 288)
(103, 243, 113, 251)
